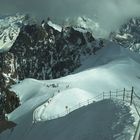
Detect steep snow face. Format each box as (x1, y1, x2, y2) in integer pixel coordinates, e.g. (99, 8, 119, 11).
(74, 40, 140, 73)
(0, 14, 26, 52)
(47, 21, 62, 32)
(65, 16, 107, 38)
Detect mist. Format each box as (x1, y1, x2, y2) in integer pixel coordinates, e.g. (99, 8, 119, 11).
(0, 0, 140, 37)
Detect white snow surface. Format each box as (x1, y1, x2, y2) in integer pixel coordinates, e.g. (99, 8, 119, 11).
(48, 21, 62, 32)
(33, 88, 93, 122)
(1, 99, 136, 140)
(1, 41, 140, 140)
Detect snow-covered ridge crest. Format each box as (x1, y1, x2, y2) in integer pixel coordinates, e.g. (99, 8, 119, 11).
(0, 14, 27, 52)
(47, 20, 62, 32)
(64, 16, 107, 38)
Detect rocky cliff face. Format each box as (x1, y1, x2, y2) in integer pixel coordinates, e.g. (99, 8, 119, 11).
(0, 52, 19, 116)
(10, 24, 97, 80)
(1, 19, 103, 81)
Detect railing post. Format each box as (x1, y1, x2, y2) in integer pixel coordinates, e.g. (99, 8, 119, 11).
(130, 87, 134, 105)
(110, 91, 111, 99)
(123, 88, 125, 101)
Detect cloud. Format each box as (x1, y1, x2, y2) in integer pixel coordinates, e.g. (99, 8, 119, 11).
(0, 0, 140, 37)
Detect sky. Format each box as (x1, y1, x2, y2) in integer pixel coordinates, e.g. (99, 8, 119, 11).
(0, 0, 140, 37)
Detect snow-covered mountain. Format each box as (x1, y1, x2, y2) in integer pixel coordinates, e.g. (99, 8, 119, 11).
(110, 17, 140, 53)
(0, 14, 28, 52)
(9, 22, 95, 80)
(65, 16, 107, 38)
(0, 15, 105, 83)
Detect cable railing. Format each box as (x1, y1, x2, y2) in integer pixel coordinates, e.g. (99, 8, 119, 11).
(49, 87, 140, 140)
(4, 87, 137, 140)
(32, 87, 140, 140)
(39, 88, 137, 121)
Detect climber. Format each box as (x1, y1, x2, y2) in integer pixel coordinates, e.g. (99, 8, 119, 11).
(65, 106, 69, 114)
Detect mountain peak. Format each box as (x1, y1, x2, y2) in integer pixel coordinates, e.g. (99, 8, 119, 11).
(0, 14, 29, 52)
(64, 16, 107, 38)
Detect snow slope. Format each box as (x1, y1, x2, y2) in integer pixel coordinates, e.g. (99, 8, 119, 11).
(33, 88, 93, 122)
(7, 42, 140, 123)
(47, 21, 62, 32)
(1, 100, 136, 140)
(1, 41, 140, 140)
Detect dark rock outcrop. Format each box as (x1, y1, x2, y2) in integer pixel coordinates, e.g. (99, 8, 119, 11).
(0, 52, 20, 118)
(8, 21, 97, 80)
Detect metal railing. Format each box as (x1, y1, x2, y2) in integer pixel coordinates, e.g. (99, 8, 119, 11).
(45, 88, 138, 121)
(32, 87, 140, 140)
